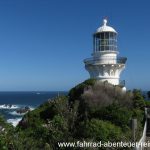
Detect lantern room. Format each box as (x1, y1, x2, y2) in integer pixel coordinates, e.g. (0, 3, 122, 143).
(93, 19, 117, 52)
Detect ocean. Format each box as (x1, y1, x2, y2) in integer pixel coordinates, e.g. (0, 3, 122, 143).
(0, 91, 67, 126)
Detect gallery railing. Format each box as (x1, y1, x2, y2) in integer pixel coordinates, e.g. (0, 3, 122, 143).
(84, 57, 127, 65)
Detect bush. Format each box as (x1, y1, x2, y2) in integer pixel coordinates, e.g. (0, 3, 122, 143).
(82, 82, 132, 109)
(68, 79, 96, 103)
(90, 104, 132, 130)
(132, 89, 145, 110)
(145, 100, 150, 107)
(18, 96, 68, 129)
(83, 119, 124, 142)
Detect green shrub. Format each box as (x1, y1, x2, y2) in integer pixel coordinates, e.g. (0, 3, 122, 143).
(83, 119, 124, 142)
(132, 89, 145, 110)
(145, 100, 150, 107)
(90, 104, 132, 130)
(68, 79, 96, 103)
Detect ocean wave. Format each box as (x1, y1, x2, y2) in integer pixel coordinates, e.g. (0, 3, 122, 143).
(29, 106, 35, 111)
(7, 118, 22, 127)
(8, 106, 35, 116)
(9, 111, 26, 116)
(0, 104, 19, 109)
(0, 104, 35, 110)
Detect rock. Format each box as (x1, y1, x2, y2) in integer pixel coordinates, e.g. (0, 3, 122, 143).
(16, 106, 30, 114)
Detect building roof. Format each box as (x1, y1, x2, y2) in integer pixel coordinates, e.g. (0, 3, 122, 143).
(96, 19, 117, 33)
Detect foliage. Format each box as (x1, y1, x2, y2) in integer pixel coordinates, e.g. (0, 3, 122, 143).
(147, 91, 150, 99)
(81, 82, 133, 109)
(84, 119, 124, 142)
(0, 115, 16, 150)
(132, 89, 145, 110)
(145, 100, 150, 107)
(68, 78, 96, 103)
(90, 104, 132, 130)
(0, 80, 146, 149)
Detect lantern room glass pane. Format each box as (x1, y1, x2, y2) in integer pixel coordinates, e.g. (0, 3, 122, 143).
(100, 33, 104, 39)
(110, 32, 114, 39)
(101, 46, 104, 51)
(101, 40, 105, 45)
(94, 32, 117, 52)
(105, 32, 109, 39)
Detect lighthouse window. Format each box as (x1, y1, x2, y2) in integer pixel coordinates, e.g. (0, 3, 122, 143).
(101, 46, 104, 51)
(109, 32, 114, 39)
(104, 46, 108, 50)
(110, 32, 117, 40)
(94, 32, 117, 51)
(105, 40, 109, 45)
(100, 33, 104, 39)
(101, 40, 108, 46)
(109, 46, 112, 51)
(101, 40, 105, 45)
(109, 40, 114, 45)
(112, 46, 114, 51)
(112, 46, 114, 50)
(96, 39, 100, 51)
(112, 40, 115, 45)
(105, 32, 109, 39)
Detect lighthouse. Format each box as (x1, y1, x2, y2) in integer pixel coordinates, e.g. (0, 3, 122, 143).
(84, 19, 127, 90)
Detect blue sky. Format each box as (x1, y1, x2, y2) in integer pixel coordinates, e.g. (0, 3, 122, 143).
(0, 0, 150, 91)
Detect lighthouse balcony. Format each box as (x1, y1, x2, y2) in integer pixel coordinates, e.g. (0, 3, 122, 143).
(84, 57, 127, 65)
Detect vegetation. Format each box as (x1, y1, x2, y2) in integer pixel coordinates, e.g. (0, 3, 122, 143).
(147, 91, 150, 99)
(145, 100, 150, 107)
(0, 79, 146, 149)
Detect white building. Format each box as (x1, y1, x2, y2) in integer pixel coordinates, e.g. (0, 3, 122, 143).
(84, 19, 127, 90)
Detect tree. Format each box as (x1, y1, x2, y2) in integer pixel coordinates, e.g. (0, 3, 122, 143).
(147, 91, 150, 99)
(132, 89, 145, 110)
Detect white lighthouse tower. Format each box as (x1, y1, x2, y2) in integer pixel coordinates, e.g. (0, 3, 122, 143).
(84, 19, 127, 89)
